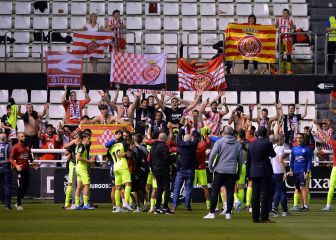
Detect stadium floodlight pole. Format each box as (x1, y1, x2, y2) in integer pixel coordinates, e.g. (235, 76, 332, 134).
(325, 32, 329, 75)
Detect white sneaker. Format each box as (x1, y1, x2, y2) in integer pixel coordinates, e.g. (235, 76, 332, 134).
(244, 69, 250, 74)
(15, 204, 23, 211)
(249, 207, 252, 213)
(203, 213, 215, 219)
(219, 209, 226, 215)
(234, 201, 242, 212)
(134, 207, 141, 213)
(322, 206, 331, 211)
(113, 207, 126, 213)
(282, 212, 288, 217)
(225, 213, 232, 220)
(123, 203, 133, 211)
(290, 205, 300, 211)
(148, 206, 155, 213)
(253, 70, 258, 74)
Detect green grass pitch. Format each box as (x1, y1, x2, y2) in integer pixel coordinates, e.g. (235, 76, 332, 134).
(0, 200, 335, 240)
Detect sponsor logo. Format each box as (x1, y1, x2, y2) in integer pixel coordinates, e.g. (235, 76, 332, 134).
(237, 36, 262, 57)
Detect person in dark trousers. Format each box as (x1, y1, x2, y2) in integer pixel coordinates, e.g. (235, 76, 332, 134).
(149, 132, 172, 214)
(326, 15, 336, 74)
(9, 132, 38, 210)
(0, 133, 12, 209)
(203, 126, 243, 220)
(212, 40, 232, 74)
(246, 127, 276, 223)
(172, 127, 199, 212)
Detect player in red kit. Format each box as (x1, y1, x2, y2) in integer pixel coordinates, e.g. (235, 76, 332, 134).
(9, 132, 38, 210)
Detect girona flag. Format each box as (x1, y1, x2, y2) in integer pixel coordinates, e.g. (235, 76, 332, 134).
(225, 23, 276, 63)
(177, 54, 227, 92)
(80, 124, 134, 155)
(46, 51, 83, 87)
(72, 31, 114, 58)
(110, 51, 167, 85)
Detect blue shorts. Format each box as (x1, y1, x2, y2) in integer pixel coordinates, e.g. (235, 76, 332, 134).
(109, 164, 115, 186)
(293, 172, 306, 189)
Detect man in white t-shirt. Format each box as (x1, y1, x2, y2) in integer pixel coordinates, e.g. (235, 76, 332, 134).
(271, 134, 288, 216)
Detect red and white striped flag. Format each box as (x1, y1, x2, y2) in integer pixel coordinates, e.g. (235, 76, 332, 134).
(72, 31, 114, 58)
(177, 54, 227, 92)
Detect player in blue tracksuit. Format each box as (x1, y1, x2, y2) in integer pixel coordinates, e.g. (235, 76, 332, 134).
(0, 133, 12, 209)
(289, 133, 312, 212)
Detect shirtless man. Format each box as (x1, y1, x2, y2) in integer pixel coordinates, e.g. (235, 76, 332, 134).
(90, 105, 127, 124)
(249, 102, 280, 131)
(102, 85, 141, 123)
(228, 105, 250, 131)
(18, 103, 48, 148)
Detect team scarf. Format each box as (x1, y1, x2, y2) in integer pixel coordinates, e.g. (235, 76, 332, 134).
(259, 117, 270, 130)
(69, 101, 81, 120)
(286, 114, 299, 136)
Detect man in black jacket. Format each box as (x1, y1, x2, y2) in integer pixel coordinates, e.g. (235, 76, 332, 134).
(246, 127, 276, 223)
(149, 132, 171, 214)
(172, 128, 199, 212)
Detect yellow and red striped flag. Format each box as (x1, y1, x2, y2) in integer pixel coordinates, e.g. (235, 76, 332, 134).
(81, 124, 134, 155)
(225, 23, 276, 63)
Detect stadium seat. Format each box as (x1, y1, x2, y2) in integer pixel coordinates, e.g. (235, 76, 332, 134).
(33, 16, 49, 30)
(201, 18, 217, 31)
(240, 91, 257, 104)
(182, 3, 198, 16)
(52, 2, 68, 15)
(236, 4, 252, 16)
(163, 18, 180, 30)
(15, 16, 30, 29)
(273, 4, 289, 16)
(279, 91, 295, 104)
(34, 1, 49, 14)
(200, 3, 216, 16)
(50, 90, 65, 104)
(236, 18, 246, 24)
(32, 44, 47, 58)
(182, 91, 196, 101)
(203, 91, 218, 102)
(0, 105, 6, 117)
(109, 90, 123, 104)
(183, 46, 199, 59)
(72, 90, 85, 100)
(49, 105, 65, 119)
(182, 18, 198, 31)
(89, 2, 105, 15)
(0, 45, 10, 58)
(71, 2, 87, 15)
(145, 17, 161, 30)
(272, 0, 288, 2)
(257, 18, 273, 25)
(144, 46, 161, 54)
(300, 120, 312, 130)
(243, 105, 258, 118)
(15, 2, 31, 15)
(32, 104, 45, 113)
(201, 46, 217, 59)
(201, 34, 218, 45)
(218, 4, 234, 16)
(260, 105, 277, 117)
(11, 89, 28, 104)
(145, 2, 161, 15)
(0, 16, 12, 29)
(71, 17, 87, 30)
(253, 4, 270, 17)
(163, 3, 179, 15)
(182, 32, 199, 45)
(13, 45, 30, 58)
(219, 18, 233, 30)
(126, 2, 142, 15)
(126, 17, 142, 30)
(259, 91, 276, 104)
(31, 90, 48, 104)
(0, 90, 8, 103)
(108, 2, 124, 15)
(222, 91, 238, 105)
(223, 105, 237, 119)
(13, 32, 30, 44)
(218, 0, 234, 2)
(0, 1, 12, 15)
(292, 46, 312, 60)
(145, 33, 161, 45)
(294, 18, 309, 31)
(52, 16, 68, 30)
(292, 4, 308, 17)
(47, 119, 62, 129)
(237, 0, 252, 2)
(290, 0, 306, 2)
(164, 46, 178, 59)
(255, 0, 270, 2)
(126, 31, 142, 44)
(299, 105, 316, 119)
(87, 105, 100, 118)
(298, 91, 315, 104)
(50, 44, 67, 52)
(17, 120, 24, 132)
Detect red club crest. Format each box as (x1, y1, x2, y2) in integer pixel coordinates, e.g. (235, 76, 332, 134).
(142, 64, 161, 82)
(191, 74, 213, 91)
(237, 36, 262, 57)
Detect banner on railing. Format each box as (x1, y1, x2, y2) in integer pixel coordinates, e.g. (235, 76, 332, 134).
(225, 23, 276, 63)
(110, 51, 167, 86)
(81, 124, 134, 155)
(177, 54, 227, 92)
(127, 88, 178, 97)
(72, 31, 114, 58)
(46, 51, 83, 87)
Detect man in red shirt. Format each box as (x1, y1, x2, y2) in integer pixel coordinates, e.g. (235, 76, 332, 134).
(38, 124, 62, 168)
(62, 85, 90, 132)
(9, 132, 37, 210)
(194, 128, 211, 209)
